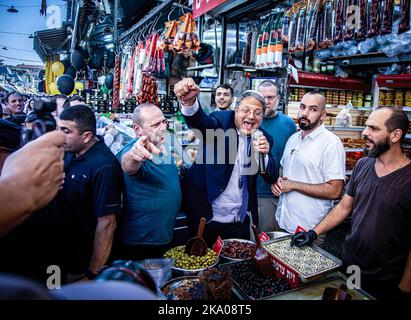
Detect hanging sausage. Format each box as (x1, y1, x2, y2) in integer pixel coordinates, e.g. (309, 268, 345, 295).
(295, 5, 307, 52)
(319, 0, 334, 48)
(399, 0, 411, 33)
(281, 12, 290, 43)
(357, 0, 367, 40)
(112, 55, 121, 110)
(379, 0, 394, 35)
(367, 0, 380, 37)
(288, 8, 298, 52)
(305, 0, 320, 51)
(333, 0, 344, 43)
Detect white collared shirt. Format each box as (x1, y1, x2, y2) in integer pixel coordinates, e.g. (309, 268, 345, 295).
(275, 124, 346, 233)
(180, 100, 267, 224)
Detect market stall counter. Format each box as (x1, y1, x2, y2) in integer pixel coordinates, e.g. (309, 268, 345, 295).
(158, 234, 375, 300)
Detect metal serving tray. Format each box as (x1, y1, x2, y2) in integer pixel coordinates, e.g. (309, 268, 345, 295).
(160, 276, 201, 300)
(262, 235, 343, 282)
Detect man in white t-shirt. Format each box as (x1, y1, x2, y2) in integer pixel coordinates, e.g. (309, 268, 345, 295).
(271, 92, 346, 235)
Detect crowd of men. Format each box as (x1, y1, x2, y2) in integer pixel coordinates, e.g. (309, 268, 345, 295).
(0, 79, 410, 300)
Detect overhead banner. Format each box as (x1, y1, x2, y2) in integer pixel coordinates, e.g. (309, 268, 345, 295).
(192, 0, 228, 18)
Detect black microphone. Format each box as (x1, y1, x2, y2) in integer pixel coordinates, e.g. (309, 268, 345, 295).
(252, 130, 266, 174)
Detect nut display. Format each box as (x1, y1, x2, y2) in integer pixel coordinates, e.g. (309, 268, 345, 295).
(221, 240, 256, 260)
(164, 247, 218, 270)
(229, 260, 291, 299)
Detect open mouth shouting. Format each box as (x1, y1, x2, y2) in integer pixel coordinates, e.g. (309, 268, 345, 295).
(241, 119, 257, 134)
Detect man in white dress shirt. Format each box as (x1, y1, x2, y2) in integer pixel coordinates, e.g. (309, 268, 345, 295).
(271, 91, 346, 236)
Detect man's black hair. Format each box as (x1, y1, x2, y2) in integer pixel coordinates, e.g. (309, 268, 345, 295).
(63, 95, 86, 110)
(380, 107, 409, 143)
(59, 104, 96, 135)
(5, 92, 22, 104)
(216, 84, 234, 97)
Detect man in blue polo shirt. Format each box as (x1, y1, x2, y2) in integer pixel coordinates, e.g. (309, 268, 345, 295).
(56, 105, 122, 281)
(256, 80, 296, 232)
(116, 103, 181, 260)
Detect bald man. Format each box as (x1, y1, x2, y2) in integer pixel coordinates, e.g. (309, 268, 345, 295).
(272, 92, 346, 236)
(116, 103, 181, 261)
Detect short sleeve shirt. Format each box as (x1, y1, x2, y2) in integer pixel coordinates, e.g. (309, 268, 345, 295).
(56, 137, 123, 272)
(275, 125, 346, 233)
(342, 157, 411, 282)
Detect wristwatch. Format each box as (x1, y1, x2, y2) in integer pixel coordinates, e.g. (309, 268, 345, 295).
(85, 269, 98, 280)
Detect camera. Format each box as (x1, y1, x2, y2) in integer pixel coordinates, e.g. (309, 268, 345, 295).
(20, 97, 57, 145)
(95, 260, 158, 295)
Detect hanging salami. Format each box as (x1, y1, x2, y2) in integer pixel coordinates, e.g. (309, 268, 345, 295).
(319, 0, 334, 48)
(288, 9, 298, 52)
(367, 0, 380, 37)
(399, 0, 411, 33)
(249, 27, 258, 66)
(112, 55, 121, 110)
(305, 0, 320, 51)
(333, 0, 344, 43)
(357, 0, 367, 40)
(242, 31, 252, 66)
(379, 0, 394, 35)
(295, 6, 307, 52)
(281, 13, 290, 43)
(136, 73, 158, 106)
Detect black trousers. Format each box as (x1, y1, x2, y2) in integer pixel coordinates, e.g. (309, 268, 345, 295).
(202, 216, 251, 247)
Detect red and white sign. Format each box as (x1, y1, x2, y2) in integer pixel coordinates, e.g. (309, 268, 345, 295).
(192, 0, 228, 18)
(213, 236, 224, 256)
(294, 226, 307, 234)
(270, 254, 300, 288)
(259, 232, 270, 242)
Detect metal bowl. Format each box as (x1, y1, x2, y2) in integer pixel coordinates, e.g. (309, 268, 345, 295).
(165, 246, 220, 276)
(220, 238, 256, 262)
(263, 231, 290, 242)
(160, 275, 201, 300)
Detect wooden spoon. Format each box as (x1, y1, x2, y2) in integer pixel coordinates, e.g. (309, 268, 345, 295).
(251, 224, 274, 276)
(185, 217, 208, 256)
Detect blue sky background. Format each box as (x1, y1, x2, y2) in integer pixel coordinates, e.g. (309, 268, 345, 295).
(0, 0, 67, 66)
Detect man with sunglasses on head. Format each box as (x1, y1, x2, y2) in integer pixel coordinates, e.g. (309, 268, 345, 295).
(115, 103, 182, 260)
(256, 80, 296, 233)
(271, 92, 345, 243)
(173, 78, 278, 245)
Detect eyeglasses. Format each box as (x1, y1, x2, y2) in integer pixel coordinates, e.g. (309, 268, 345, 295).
(263, 95, 278, 101)
(238, 106, 263, 119)
(150, 118, 169, 128)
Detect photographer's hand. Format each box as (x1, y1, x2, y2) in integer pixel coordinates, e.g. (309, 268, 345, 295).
(0, 131, 65, 236)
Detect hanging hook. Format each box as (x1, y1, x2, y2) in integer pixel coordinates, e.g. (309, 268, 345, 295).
(150, 15, 161, 34)
(168, 3, 177, 22)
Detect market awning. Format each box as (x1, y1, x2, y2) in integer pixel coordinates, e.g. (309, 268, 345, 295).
(33, 27, 72, 62)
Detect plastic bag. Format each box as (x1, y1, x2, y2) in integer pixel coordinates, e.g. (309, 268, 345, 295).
(336, 102, 352, 127)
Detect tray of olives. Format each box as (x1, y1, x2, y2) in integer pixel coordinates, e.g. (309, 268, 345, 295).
(223, 260, 292, 300)
(163, 246, 219, 276)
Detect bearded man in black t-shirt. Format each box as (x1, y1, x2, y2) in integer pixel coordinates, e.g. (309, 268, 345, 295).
(290, 107, 411, 300)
